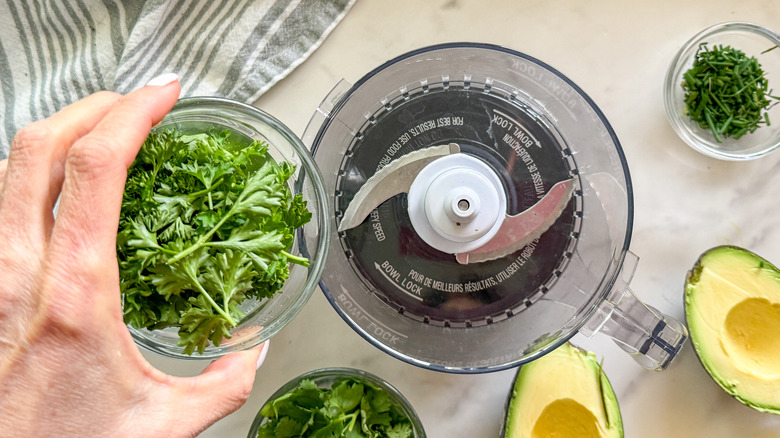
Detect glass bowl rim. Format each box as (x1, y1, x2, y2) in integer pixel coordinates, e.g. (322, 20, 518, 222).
(126, 96, 331, 360)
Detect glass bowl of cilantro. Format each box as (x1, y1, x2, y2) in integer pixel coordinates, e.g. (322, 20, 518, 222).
(664, 22, 780, 160)
(248, 367, 426, 438)
(118, 96, 330, 359)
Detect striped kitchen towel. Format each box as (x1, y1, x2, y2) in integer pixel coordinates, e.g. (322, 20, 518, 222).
(0, 0, 356, 158)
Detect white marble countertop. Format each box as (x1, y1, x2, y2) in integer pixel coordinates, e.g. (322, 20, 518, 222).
(145, 1, 780, 436)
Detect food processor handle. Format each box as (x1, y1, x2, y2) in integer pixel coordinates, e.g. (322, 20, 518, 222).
(580, 252, 688, 371)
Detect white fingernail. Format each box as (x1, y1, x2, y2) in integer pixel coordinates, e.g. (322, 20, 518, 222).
(146, 73, 179, 87)
(256, 340, 270, 370)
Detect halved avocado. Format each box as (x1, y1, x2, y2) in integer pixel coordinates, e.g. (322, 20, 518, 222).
(504, 342, 623, 438)
(685, 245, 780, 414)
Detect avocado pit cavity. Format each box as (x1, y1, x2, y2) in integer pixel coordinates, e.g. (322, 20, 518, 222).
(531, 398, 602, 438)
(722, 297, 780, 379)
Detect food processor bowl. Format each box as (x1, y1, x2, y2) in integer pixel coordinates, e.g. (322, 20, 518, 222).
(306, 43, 686, 373)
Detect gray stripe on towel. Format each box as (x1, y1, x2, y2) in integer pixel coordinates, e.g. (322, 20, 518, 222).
(147, 0, 232, 86)
(180, 0, 258, 92)
(227, 0, 353, 103)
(45, 0, 78, 107)
(216, 0, 294, 97)
(13, 0, 49, 121)
(0, 37, 16, 153)
(115, 0, 208, 90)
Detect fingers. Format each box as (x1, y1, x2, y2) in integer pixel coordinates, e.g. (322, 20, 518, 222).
(0, 92, 120, 244)
(0, 158, 7, 195)
(168, 343, 267, 434)
(49, 79, 180, 262)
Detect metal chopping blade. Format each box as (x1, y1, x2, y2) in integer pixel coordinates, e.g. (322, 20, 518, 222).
(337, 143, 461, 232)
(338, 142, 574, 264)
(454, 179, 574, 264)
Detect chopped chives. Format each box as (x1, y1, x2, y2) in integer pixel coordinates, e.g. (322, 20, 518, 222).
(681, 43, 779, 142)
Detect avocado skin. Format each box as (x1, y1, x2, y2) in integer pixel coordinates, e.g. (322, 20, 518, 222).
(501, 342, 623, 438)
(684, 245, 780, 415)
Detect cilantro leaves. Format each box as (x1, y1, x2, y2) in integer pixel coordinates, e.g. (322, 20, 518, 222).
(257, 377, 416, 438)
(118, 129, 311, 355)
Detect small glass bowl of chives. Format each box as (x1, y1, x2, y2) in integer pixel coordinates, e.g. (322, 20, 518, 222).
(665, 22, 780, 160)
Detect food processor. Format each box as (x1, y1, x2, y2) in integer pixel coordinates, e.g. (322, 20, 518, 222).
(303, 43, 687, 373)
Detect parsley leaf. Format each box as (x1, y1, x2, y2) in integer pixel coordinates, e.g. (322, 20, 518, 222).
(118, 129, 311, 354)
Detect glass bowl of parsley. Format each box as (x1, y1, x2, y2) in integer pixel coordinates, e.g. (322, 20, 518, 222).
(664, 22, 780, 160)
(118, 96, 330, 359)
(248, 367, 426, 438)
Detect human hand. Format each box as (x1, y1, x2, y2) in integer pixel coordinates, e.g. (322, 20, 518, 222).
(0, 76, 266, 437)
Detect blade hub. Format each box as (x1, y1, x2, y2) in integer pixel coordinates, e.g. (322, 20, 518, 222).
(408, 153, 506, 253)
(445, 187, 479, 222)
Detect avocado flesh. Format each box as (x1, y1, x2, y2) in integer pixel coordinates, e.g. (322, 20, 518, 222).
(504, 342, 623, 438)
(685, 245, 780, 414)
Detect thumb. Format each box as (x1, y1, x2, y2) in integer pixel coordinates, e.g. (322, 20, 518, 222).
(169, 342, 268, 433)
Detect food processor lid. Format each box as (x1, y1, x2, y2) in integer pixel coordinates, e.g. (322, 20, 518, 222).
(308, 42, 634, 373)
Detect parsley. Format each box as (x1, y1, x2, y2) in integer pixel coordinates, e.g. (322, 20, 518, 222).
(257, 377, 416, 438)
(681, 43, 780, 142)
(118, 129, 311, 355)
